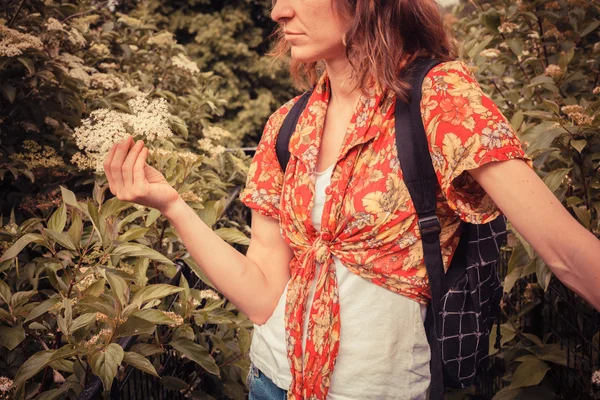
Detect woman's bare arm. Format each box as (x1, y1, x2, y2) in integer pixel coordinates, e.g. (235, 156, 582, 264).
(104, 136, 293, 325)
(469, 159, 600, 310)
(162, 200, 293, 325)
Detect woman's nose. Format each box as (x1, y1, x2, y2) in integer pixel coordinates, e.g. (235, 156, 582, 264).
(270, 0, 294, 23)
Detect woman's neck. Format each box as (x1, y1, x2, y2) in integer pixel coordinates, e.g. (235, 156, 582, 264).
(324, 58, 362, 109)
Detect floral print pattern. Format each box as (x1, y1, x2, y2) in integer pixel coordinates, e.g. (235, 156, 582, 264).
(239, 60, 531, 399)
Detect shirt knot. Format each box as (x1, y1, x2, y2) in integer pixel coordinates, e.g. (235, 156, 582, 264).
(313, 236, 331, 264)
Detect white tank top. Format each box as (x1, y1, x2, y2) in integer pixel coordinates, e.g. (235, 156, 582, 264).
(249, 164, 431, 399)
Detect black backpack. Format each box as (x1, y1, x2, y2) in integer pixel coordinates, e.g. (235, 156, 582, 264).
(274, 58, 505, 399)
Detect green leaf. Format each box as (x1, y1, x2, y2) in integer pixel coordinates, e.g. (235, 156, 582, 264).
(90, 343, 124, 391)
(570, 139, 587, 154)
(131, 284, 183, 307)
(0, 83, 16, 103)
(145, 208, 161, 227)
(123, 351, 159, 377)
(99, 198, 132, 219)
(580, 20, 600, 37)
(170, 338, 220, 376)
(25, 297, 61, 322)
(67, 211, 83, 247)
(60, 186, 80, 210)
(133, 309, 178, 325)
(510, 111, 524, 131)
(0, 326, 26, 350)
(0, 233, 45, 262)
(48, 204, 67, 232)
(44, 229, 77, 251)
(0, 280, 12, 304)
(509, 359, 550, 388)
(112, 242, 174, 265)
(17, 57, 35, 75)
(14, 350, 57, 388)
(71, 312, 97, 332)
(571, 204, 592, 229)
(116, 227, 150, 242)
(535, 258, 552, 291)
(113, 316, 156, 338)
(11, 290, 37, 308)
(542, 168, 571, 193)
(88, 202, 109, 248)
(160, 376, 188, 391)
(214, 228, 250, 246)
(105, 270, 129, 308)
(506, 38, 523, 56)
(130, 343, 164, 357)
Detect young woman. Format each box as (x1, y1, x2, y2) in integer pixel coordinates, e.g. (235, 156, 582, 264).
(103, 0, 600, 399)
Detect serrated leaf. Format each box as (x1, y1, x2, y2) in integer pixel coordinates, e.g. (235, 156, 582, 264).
(17, 57, 35, 75)
(0, 83, 16, 103)
(0, 233, 45, 262)
(90, 343, 124, 390)
(123, 351, 158, 377)
(25, 297, 61, 322)
(130, 343, 164, 357)
(0, 326, 26, 350)
(48, 204, 67, 232)
(170, 338, 220, 376)
(112, 242, 173, 265)
(14, 350, 56, 388)
(581, 20, 600, 37)
(99, 197, 132, 219)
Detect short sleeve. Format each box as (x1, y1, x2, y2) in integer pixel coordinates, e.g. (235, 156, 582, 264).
(421, 60, 533, 224)
(239, 96, 300, 220)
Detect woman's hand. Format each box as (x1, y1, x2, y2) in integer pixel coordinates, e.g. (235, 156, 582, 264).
(103, 136, 180, 213)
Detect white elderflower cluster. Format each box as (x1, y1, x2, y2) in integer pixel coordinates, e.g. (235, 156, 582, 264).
(46, 18, 63, 31)
(592, 370, 600, 387)
(90, 43, 110, 57)
(0, 25, 44, 57)
(10, 140, 65, 169)
(198, 138, 226, 157)
(67, 28, 87, 47)
(544, 64, 563, 78)
(90, 73, 125, 90)
(203, 126, 232, 141)
(199, 289, 220, 300)
(0, 376, 12, 393)
(498, 22, 519, 34)
(147, 32, 176, 47)
(479, 49, 501, 58)
(72, 97, 173, 171)
(171, 53, 200, 74)
(163, 311, 184, 327)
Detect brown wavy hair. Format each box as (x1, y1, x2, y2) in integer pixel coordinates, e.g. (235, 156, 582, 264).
(267, 0, 458, 102)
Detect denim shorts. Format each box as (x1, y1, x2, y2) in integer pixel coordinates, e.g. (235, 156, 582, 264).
(247, 363, 288, 400)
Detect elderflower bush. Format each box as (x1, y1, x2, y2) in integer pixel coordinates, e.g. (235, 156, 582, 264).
(0, 1, 258, 399)
(450, 0, 600, 396)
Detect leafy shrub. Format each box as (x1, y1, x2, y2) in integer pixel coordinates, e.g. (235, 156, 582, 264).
(451, 0, 600, 397)
(0, 1, 257, 398)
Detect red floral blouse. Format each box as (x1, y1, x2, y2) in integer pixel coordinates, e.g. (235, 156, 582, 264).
(240, 60, 531, 399)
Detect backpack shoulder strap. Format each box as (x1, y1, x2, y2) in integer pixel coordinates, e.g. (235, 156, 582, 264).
(394, 57, 446, 400)
(275, 90, 313, 172)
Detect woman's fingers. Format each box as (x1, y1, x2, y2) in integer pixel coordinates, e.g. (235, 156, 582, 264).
(109, 136, 134, 195)
(133, 146, 149, 190)
(103, 142, 119, 195)
(122, 140, 144, 191)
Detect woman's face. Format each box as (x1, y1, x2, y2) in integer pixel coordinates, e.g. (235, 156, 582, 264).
(271, 0, 349, 63)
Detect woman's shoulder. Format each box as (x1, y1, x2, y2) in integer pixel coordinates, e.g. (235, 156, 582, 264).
(423, 59, 482, 90)
(264, 93, 308, 132)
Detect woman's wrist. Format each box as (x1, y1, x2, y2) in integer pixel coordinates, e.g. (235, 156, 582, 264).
(160, 195, 187, 221)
